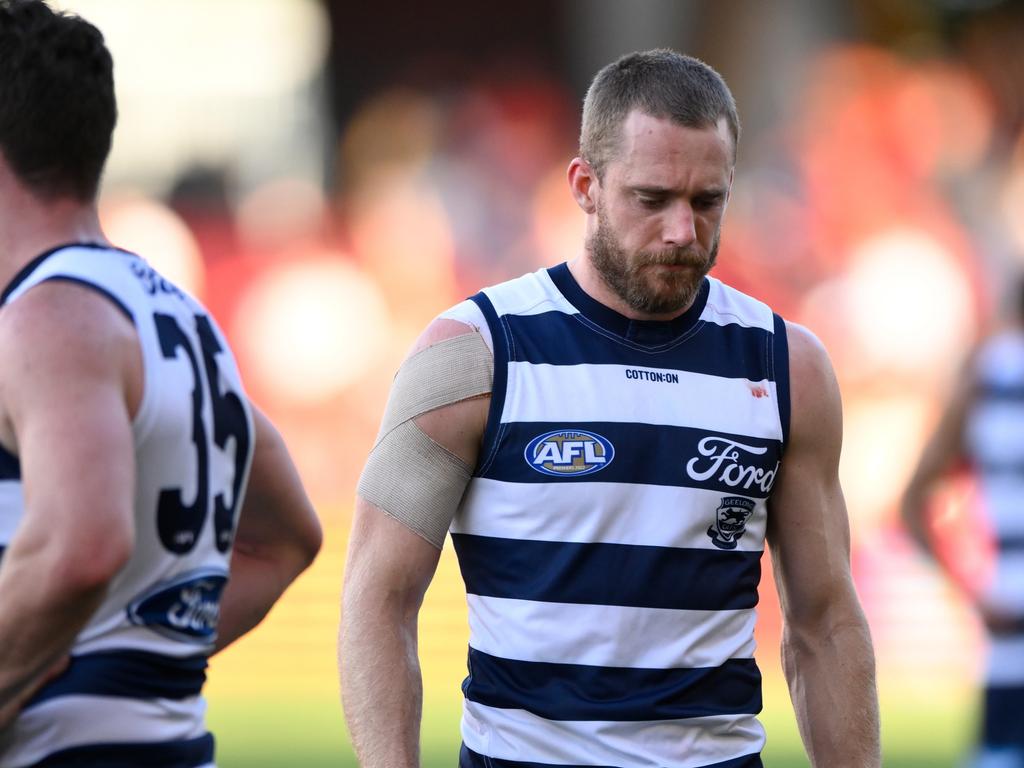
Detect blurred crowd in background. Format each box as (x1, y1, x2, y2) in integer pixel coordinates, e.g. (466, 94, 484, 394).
(54, 0, 1024, 762)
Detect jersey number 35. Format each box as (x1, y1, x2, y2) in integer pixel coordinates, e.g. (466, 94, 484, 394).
(154, 312, 250, 556)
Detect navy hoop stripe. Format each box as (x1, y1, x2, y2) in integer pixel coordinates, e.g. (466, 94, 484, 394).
(32, 733, 214, 767)
(0, 445, 20, 480)
(25, 650, 207, 710)
(505, 310, 773, 382)
(464, 648, 762, 721)
(452, 533, 761, 611)
(482, 421, 782, 498)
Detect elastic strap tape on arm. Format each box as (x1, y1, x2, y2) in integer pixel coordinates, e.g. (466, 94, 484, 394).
(377, 330, 493, 438)
(358, 331, 494, 548)
(358, 420, 471, 548)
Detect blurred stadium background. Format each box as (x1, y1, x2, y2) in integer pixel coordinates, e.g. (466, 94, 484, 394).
(52, 0, 1024, 764)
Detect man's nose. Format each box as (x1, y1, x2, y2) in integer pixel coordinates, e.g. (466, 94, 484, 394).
(663, 201, 697, 247)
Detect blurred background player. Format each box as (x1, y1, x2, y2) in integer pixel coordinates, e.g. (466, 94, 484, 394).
(341, 49, 880, 768)
(903, 279, 1024, 768)
(0, 1, 321, 765)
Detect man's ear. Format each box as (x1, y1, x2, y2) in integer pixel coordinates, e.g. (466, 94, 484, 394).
(567, 157, 598, 215)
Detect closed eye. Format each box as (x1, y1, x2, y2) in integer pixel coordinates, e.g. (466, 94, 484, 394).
(637, 194, 667, 209)
(693, 193, 725, 211)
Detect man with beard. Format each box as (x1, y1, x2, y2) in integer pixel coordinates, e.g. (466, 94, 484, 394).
(340, 49, 880, 768)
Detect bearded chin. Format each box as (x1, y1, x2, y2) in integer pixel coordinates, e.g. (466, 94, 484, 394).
(588, 220, 718, 316)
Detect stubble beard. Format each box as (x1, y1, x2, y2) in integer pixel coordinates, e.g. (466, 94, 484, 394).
(588, 208, 719, 316)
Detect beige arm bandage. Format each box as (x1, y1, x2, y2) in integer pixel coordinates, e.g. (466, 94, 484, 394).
(357, 331, 494, 548)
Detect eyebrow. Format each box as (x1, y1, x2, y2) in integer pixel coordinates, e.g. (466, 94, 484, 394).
(629, 185, 728, 197)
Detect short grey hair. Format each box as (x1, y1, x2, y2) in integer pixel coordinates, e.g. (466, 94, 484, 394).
(580, 49, 740, 178)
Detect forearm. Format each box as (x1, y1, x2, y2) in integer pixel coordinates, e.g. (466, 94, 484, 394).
(901, 486, 973, 597)
(900, 484, 935, 558)
(782, 605, 880, 768)
(0, 552, 107, 705)
(340, 592, 423, 768)
(215, 542, 313, 653)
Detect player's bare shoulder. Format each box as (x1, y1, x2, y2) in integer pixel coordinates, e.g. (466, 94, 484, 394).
(400, 316, 493, 463)
(0, 280, 142, 447)
(785, 321, 836, 388)
(413, 316, 486, 352)
(784, 320, 842, 429)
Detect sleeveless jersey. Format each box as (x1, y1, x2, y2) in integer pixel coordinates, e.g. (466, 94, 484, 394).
(965, 330, 1024, 687)
(0, 244, 254, 768)
(444, 263, 789, 768)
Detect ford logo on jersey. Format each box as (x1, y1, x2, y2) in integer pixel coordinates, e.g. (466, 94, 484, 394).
(524, 429, 615, 477)
(126, 569, 227, 645)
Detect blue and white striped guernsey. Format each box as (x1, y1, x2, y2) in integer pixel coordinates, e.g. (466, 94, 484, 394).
(965, 330, 1024, 689)
(0, 244, 254, 768)
(443, 263, 790, 768)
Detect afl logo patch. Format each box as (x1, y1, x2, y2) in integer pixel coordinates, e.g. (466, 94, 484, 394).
(525, 429, 615, 477)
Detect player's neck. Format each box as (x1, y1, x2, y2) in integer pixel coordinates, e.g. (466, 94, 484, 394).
(0, 184, 108, 293)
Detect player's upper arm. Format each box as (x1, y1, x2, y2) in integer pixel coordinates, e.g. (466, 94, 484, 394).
(233, 406, 322, 568)
(767, 321, 854, 624)
(0, 281, 140, 586)
(355, 317, 492, 553)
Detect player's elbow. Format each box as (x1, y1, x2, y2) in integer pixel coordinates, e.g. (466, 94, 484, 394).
(51, 521, 133, 595)
(235, 498, 322, 580)
(899, 482, 928, 525)
(899, 482, 933, 539)
(785, 586, 868, 650)
(293, 502, 323, 571)
(274, 508, 321, 588)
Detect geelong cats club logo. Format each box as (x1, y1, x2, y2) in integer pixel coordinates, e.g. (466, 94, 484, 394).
(707, 496, 755, 550)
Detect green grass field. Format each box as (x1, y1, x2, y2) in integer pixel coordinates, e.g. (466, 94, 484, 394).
(203, 519, 979, 767)
(206, 685, 975, 767)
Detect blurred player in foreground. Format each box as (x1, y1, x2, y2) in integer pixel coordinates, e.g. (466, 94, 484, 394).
(340, 49, 879, 768)
(0, 2, 321, 765)
(903, 282, 1024, 768)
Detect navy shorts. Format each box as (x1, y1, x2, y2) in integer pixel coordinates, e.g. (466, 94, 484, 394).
(983, 684, 1024, 749)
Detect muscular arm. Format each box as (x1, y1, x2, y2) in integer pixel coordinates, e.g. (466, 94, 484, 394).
(339, 319, 489, 768)
(899, 358, 1020, 630)
(0, 283, 138, 719)
(767, 322, 880, 768)
(214, 406, 322, 653)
